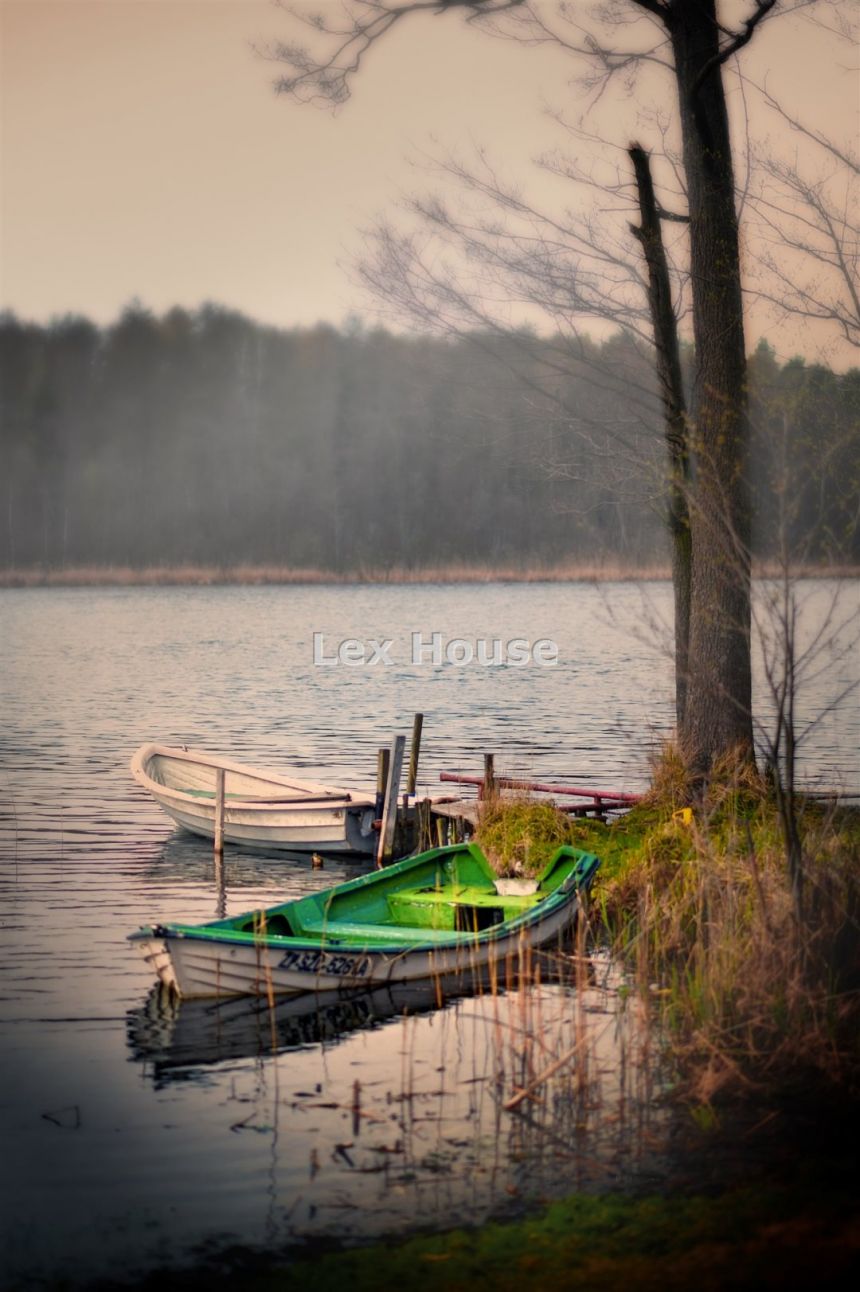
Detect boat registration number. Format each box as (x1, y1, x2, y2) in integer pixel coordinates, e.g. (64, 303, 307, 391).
(278, 948, 372, 978)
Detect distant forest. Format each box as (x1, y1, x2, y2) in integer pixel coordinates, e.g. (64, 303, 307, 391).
(1, 305, 858, 572)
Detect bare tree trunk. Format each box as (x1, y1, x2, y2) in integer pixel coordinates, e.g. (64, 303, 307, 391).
(669, 2, 754, 774)
(268, 0, 767, 777)
(629, 143, 691, 730)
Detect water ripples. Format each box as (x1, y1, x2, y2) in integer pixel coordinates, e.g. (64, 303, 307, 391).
(1, 581, 857, 1288)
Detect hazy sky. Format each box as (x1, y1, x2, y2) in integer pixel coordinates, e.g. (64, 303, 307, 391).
(1, 0, 857, 363)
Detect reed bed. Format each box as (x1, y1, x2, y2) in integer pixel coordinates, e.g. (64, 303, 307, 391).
(0, 561, 673, 588)
(470, 769, 860, 1105)
(595, 756, 860, 1106)
(3, 561, 857, 589)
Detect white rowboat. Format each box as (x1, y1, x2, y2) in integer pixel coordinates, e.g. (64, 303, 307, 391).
(130, 743, 377, 854)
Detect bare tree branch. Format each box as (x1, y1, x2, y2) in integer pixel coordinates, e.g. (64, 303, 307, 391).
(264, 0, 527, 105)
(268, 0, 856, 774)
(743, 81, 860, 350)
(690, 0, 778, 100)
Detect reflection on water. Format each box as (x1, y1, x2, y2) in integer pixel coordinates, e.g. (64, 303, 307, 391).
(1, 582, 857, 1289)
(126, 956, 665, 1251)
(128, 980, 424, 1080)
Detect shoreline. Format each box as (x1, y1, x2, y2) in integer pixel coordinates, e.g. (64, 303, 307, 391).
(2, 561, 858, 589)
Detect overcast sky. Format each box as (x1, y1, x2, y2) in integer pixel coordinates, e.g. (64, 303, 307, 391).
(2, 0, 857, 364)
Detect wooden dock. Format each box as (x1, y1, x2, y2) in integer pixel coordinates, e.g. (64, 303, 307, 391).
(368, 720, 642, 863)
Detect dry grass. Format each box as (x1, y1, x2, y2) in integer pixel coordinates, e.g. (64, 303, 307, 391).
(0, 561, 674, 588)
(474, 794, 580, 876)
(3, 561, 857, 589)
(598, 750, 860, 1105)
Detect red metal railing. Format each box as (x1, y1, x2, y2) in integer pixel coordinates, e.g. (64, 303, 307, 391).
(439, 771, 641, 807)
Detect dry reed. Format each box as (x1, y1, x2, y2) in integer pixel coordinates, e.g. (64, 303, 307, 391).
(3, 561, 857, 589)
(0, 560, 674, 588)
(598, 749, 860, 1105)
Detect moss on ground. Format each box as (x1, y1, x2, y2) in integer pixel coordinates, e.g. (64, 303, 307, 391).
(285, 1188, 857, 1292)
(126, 1182, 857, 1292)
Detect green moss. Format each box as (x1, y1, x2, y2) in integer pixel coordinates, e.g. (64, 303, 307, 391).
(241, 1182, 857, 1292)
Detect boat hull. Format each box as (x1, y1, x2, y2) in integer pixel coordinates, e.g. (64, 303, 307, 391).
(133, 895, 581, 999)
(131, 842, 601, 1000)
(153, 795, 375, 853)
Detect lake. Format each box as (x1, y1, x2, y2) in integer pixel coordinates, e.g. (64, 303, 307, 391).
(1, 580, 857, 1289)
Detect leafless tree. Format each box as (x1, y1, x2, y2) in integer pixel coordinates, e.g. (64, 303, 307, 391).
(266, 0, 850, 778)
(351, 131, 695, 722)
(746, 85, 860, 355)
(750, 409, 859, 922)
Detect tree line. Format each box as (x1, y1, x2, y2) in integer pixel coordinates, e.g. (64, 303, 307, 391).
(1, 304, 857, 573)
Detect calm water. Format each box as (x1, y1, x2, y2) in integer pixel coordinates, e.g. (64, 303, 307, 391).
(1, 581, 857, 1289)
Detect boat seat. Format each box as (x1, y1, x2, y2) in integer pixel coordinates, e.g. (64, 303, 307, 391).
(387, 889, 539, 929)
(295, 919, 476, 947)
(183, 788, 349, 804)
(390, 888, 540, 911)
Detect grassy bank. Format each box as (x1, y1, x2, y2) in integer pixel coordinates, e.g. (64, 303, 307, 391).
(272, 1185, 859, 1292)
(269, 787, 858, 1292)
(596, 797, 860, 1104)
(478, 777, 860, 1104)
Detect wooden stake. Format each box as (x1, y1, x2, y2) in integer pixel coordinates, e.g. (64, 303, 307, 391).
(214, 767, 225, 856)
(214, 847, 226, 920)
(377, 734, 405, 868)
(482, 753, 496, 801)
(420, 797, 432, 851)
(406, 712, 424, 797)
(375, 747, 390, 819)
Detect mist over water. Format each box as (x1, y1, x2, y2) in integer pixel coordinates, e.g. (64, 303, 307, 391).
(3, 312, 858, 576)
(1, 581, 857, 1288)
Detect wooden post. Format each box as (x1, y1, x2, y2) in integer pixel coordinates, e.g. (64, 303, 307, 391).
(406, 712, 424, 797)
(481, 753, 496, 801)
(420, 797, 432, 851)
(401, 791, 411, 855)
(375, 747, 390, 820)
(377, 735, 405, 868)
(214, 767, 225, 856)
(214, 847, 226, 920)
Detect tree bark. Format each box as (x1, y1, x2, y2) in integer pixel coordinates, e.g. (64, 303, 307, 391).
(629, 143, 692, 730)
(668, 0, 754, 774)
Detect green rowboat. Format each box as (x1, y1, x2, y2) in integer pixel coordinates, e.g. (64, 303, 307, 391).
(130, 842, 600, 999)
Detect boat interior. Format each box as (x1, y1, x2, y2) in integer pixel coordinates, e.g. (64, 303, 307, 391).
(170, 845, 599, 947)
(145, 750, 355, 804)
